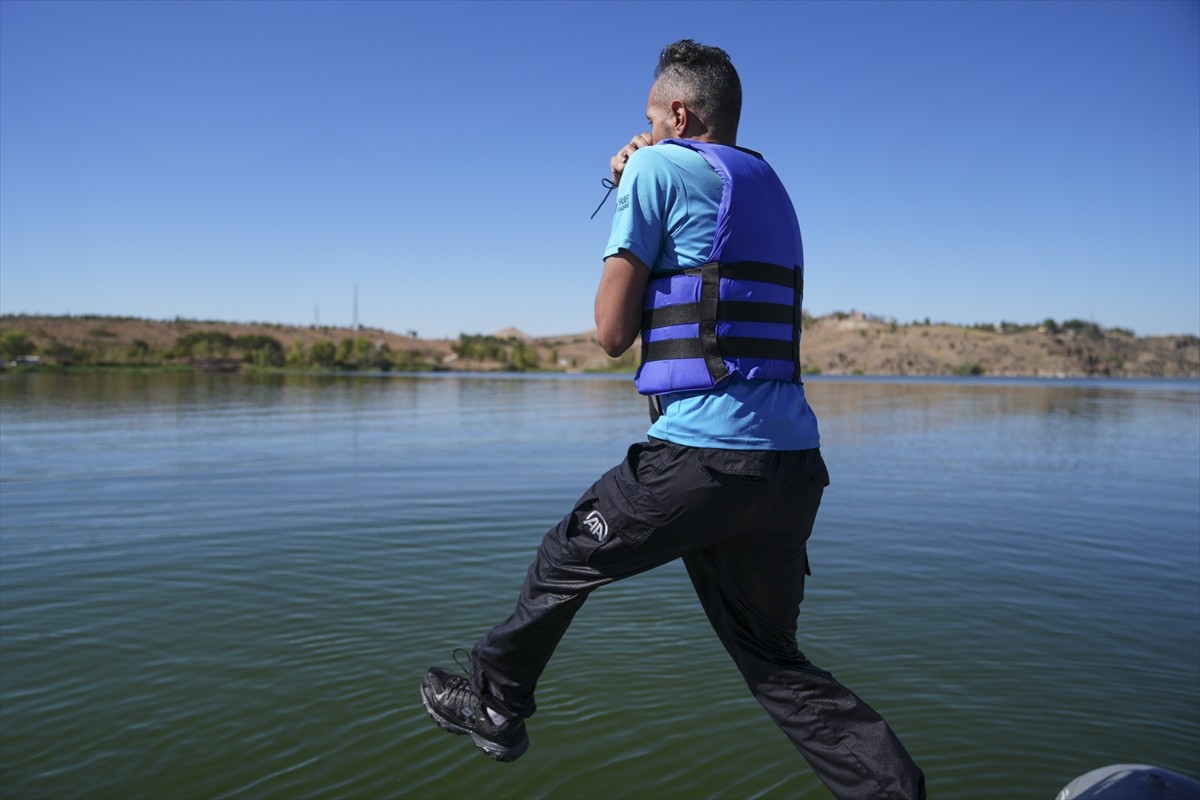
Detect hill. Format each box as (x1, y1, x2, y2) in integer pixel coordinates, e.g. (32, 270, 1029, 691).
(1, 313, 1197, 378)
(799, 314, 1199, 378)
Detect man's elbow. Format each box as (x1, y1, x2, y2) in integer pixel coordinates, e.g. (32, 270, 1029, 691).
(596, 327, 635, 358)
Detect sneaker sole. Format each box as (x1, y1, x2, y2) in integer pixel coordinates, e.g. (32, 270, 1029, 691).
(420, 687, 529, 763)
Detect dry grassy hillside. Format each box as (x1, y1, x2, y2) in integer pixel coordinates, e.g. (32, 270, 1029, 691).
(0, 315, 451, 369)
(2, 314, 1197, 377)
(799, 316, 1199, 377)
(0, 315, 450, 355)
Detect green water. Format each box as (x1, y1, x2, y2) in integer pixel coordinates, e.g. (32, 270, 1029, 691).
(1, 372, 1197, 799)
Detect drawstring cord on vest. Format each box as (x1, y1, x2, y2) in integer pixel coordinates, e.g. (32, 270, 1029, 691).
(590, 178, 617, 220)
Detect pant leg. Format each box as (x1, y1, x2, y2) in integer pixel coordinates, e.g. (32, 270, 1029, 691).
(468, 508, 606, 719)
(682, 450, 926, 800)
(471, 438, 772, 719)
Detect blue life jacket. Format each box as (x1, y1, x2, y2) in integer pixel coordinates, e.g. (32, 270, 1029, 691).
(634, 139, 805, 396)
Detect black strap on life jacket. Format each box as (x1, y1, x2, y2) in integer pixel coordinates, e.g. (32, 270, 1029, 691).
(640, 260, 803, 385)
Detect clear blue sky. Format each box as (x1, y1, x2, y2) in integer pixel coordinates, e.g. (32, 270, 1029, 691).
(2, 0, 1197, 338)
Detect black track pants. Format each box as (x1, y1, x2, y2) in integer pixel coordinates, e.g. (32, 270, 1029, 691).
(469, 438, 926, 800)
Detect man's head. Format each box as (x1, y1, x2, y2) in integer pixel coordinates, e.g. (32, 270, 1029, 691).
(646, 39, 741, 145)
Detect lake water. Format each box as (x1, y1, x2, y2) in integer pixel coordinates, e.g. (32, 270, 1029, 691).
(1, 372, 1197, 799)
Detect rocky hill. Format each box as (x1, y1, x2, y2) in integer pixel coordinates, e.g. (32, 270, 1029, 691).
(1, 313, 1196, 378)
(797, 315, 1199, 378)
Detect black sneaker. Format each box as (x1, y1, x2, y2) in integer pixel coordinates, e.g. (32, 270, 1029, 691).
(420, 666, 529, 762)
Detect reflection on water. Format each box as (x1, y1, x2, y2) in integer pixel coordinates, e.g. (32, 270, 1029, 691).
(1, 372, 1197, 799)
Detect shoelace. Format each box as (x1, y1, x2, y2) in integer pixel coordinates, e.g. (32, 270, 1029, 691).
(439, 673, 475, 709)
(438, 648, 479, 713)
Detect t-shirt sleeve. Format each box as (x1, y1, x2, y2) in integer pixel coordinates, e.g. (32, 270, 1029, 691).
(603, 148, 675, 269)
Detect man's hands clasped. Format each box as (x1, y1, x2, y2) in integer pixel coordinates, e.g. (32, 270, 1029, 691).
(609, 133, 652, 186)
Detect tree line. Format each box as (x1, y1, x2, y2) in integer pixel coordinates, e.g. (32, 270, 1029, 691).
(0, 315, 1153, 374)
(0, 329, 441, 371)
(0, 328, 557, 372)
(451, 334, 541, 370)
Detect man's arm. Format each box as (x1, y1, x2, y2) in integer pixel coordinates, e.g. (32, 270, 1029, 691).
(594, 249, 650, 358)
(596, 133, 656, 358)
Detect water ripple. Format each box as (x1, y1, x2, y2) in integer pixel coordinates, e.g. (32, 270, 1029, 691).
(2, 374, 1197, 799)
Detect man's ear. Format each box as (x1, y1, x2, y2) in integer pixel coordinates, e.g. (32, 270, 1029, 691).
(669, 100, 688, 135)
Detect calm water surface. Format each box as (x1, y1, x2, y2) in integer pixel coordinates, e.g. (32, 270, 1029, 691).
(1, 372, 1197, 799)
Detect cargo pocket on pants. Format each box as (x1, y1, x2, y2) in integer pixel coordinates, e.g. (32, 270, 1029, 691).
(566, 444, 660, 563)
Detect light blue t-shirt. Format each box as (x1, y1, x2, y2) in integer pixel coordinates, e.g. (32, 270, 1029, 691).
(604, 143, 821, 451)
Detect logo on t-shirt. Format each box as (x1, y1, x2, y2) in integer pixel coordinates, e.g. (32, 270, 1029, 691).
(615, 194, 630, 213)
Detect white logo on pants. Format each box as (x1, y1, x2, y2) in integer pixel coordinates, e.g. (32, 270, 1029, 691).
(582, 510, 609, 542)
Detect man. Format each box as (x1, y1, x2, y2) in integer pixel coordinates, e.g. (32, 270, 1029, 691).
(421, 39, 926, 800)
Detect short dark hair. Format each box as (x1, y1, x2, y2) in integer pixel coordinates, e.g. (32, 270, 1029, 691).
(654, 39, 742, 138)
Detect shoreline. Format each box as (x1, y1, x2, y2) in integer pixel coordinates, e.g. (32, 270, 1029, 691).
(3, 313, 1197, 379)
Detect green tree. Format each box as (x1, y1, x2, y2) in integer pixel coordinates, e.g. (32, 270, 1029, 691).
(43, 340, 77, 365)
(310, 340, 337, 367)
(126, 339, 152, 365)
(1062, 319, 1102, 338)
(353, 337, 373, 366)
(173, 331, 233, 359)
(454, 333, 507, 362)
(335, 338, 356, 367)
(510, 340, 538, 370)
(286, 341, 306, 366)
(370, 342, 394, 370)
(0, 331, 36, 361)
(233, 334, 284, 367)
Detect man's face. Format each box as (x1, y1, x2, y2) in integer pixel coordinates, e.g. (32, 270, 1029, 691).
(645, 82, 674, 144)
